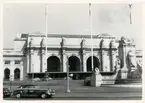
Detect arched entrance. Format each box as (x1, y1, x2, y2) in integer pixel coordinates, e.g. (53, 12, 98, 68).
(86, 56, 100, 71)
(47, 56, 60, 72)
(68, 56, 81, 72)
(14, 68, 20, 80)
(4, 68, 10, 80)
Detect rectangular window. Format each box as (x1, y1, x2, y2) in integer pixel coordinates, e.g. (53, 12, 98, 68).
(5, 60, 10, 64)
(15, 60, 21, 64)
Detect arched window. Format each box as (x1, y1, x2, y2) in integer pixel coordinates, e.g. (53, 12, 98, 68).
(14, 68, 20, 80)
(4, 68, 10, 80)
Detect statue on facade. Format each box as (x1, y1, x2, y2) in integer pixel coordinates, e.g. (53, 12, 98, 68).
(127, 51, 140, 78)
(113, 58, 123, 83)
(114, 58, 121, 72)
(128, 51, 137, 71)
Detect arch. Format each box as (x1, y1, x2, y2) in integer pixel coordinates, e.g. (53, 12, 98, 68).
(4, 68, 10, 80)
(47, 56, 60, 72)
(14, 68, 20, 80)
(86, 56, 100, 71)
(68, 56, 81, 72)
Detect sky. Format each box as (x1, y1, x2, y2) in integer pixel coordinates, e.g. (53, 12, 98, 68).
(3, 3, 143, 50)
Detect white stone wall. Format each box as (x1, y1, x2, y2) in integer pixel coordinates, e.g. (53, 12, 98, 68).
(3, 57, 24, 81)
(5, 34, 142, 80)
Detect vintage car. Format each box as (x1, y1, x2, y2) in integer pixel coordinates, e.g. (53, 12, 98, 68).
(12, 84, 55, 99)
(3, 88, 11, 97)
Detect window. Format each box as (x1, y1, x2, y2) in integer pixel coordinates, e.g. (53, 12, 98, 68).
(15, 60, 21, 64)
(5, 61, 10, 64)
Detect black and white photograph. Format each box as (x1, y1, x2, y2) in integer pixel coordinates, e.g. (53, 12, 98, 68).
(2, 1, 143, 101)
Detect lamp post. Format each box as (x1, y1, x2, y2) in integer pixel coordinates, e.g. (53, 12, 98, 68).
(9, 75, 13, 91)
(66, 56, 71, 93)
(32, 64, 34, 83)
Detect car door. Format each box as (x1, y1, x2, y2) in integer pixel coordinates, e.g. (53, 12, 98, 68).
(27, 86, 37, 97)
(22, 88, 29, 97)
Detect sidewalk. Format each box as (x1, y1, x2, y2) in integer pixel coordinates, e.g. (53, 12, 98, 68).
(54, 92, 142, 98)
(102, 83, 142, 88)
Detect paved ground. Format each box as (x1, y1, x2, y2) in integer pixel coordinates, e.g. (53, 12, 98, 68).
(3, 80, 142, 100)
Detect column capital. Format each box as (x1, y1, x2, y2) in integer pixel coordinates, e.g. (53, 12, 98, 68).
(102, 51, 106, 55)
(20, 61, 23, 65)
(41, 49, 45, 55)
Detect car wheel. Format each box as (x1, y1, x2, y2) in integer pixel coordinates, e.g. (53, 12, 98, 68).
(16, 93, 21, 98)
(41, 93, 47, 99)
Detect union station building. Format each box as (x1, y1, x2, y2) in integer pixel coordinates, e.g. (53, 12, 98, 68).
(3, 33, 142, 81)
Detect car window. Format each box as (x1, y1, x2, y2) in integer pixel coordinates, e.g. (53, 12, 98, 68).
(18, 85, 38, 89)
(18, 85, 29, 89)
(29, 86, 39, 89)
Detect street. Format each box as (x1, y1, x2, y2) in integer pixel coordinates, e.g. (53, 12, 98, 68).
(3, 80, 142, 100)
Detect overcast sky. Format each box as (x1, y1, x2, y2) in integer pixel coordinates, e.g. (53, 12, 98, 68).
(3, 3, 143, 50)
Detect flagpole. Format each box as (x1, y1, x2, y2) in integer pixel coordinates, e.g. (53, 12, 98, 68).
(129, 4, 132, 24)
(89, 3, 94, 71)
(45, 4, 48, 72)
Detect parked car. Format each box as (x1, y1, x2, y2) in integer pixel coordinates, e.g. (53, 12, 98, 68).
(32, 77, 41, 81)
(12, 84, 55, 99)
(42, 77, 52, 81)
(84, 77, 91, 86)
(3, 88, 11, 97)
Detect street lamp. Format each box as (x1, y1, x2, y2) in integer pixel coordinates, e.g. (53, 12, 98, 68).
(66, 56, 71, 93)
(32, 64, 34, 83)
(9, 75, 13, 91)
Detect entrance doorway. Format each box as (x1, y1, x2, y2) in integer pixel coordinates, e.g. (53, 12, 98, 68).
(68, 56, 81, 72)
(86, 56, 100, 71)
(47, 56, 60, 72)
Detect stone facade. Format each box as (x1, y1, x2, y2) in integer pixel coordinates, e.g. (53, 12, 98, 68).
(3, 33, 142, 81)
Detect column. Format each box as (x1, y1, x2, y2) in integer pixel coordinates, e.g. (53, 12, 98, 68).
(62, 50, 67, 72)
(20, 61, 23, 81)
(30, 49, 34, 73)
(82, 50, 87, 72)
(10, 60, 14, 81)
(104, 52, 110, 72)
(41, 49, 45, 72)
(111, 51, 116, 71)
(27, 50, 29, 73)
(101, 51, 105, 72)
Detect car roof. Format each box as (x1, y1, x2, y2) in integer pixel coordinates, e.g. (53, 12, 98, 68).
(19, 84, 37, 86)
